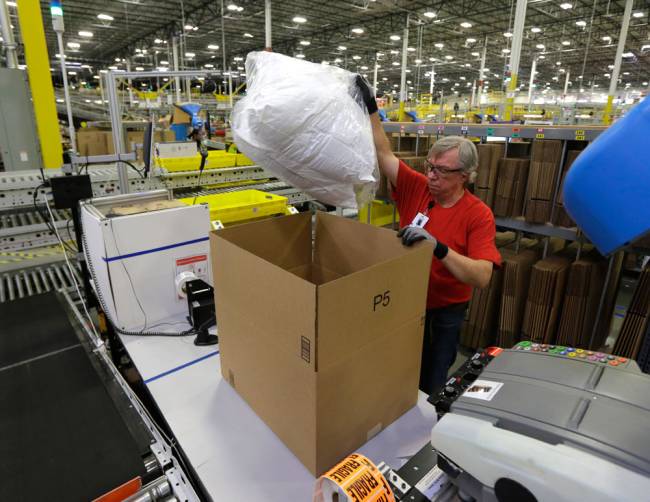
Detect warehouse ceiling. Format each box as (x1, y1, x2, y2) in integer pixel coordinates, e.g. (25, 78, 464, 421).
(17, 0, 650, 96)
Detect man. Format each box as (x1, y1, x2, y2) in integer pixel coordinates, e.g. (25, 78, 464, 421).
(357, 77, 502, 395)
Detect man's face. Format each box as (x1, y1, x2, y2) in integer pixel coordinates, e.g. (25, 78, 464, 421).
(425, 148, 467, 197)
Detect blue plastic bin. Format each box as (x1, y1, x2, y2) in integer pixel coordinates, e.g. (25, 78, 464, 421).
(563, 97, 650, 255)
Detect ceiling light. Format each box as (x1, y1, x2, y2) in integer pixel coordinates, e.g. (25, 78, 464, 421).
(135, 67, 144, 71)
(292, 16, 307, 23)
(154, 38, 164, 44)
(604, 73, 610, 77)
(351, 28, 364, 34)
(460, 22, 472, 28)
(531, 27, 541, 33)
(207, 44, 220, 50)
(392, 61, 400, 66)
(336, 46, 347, 52)
(299, 40, 310, 46)
(502, 48, 511, 53)
(360, 65, 369, 70)
(93, 75, 100, 79)
(390, 34, 401, 41)
(556, 61, 562, 65)
(503, 32, 512, 38)
(483, 68, 490, 72)
(243, 33, 253, 38)
(108, 65, 117, 70)
(390, 50, 399, 55)
(633, 11, 644, 18)
(185, 52, 195, 58)
(68, 71, 77, 75)
(184, 24, 194, 30)
(643, 82, 648, 86)
(160, 60, 169, 65)
(78, 31, 93, 38)
(536, 44, 545, 49)
(352, 55, 361, 60)
(423, 11, 436, 18)
(376, 52, 384, 57)
(561, 40, 570, 46)
(539, 55, 545, 59)
(622, 52, 634, 58)
(471, 51, 480, 57)
(415, 58, 422, 64)
(233, 56, 243, 61)
(559, 2, 572, 9)
(623, 71, 630, 75)
(382, 77, 387, 81)
(434, 43, 444, 48)
(334, 58, 342, 63)
(444, 55, 453, 60)
(193, 26, 199, 31)
(295, 54, 305, 59)
(575, 20, 586, 27)
(602, 36, 611, 42)
(67, 42, 80, 49)
(97, 13, 114, 21)
(466, 38, 477, 43)
(227, 4, 239, 11)
(608, 64, 614, 69)
(464, 63, 471, 67)
(407, 47, 416, 52)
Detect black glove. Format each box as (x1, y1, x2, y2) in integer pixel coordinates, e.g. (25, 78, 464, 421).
(355, 75, 378, 115)
(397, 226, 436, 246)
(396, 226, 449, 259)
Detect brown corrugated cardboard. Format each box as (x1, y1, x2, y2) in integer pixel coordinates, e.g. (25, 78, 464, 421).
(172, 104, 192, 124)
(553, 150, 581, 227)
(524, 140, 563, 224)
(210, 212, 433, 475)
(475, 143, 504, 208)
(493, 158, 530, 217)
(77, 129, 109, 156)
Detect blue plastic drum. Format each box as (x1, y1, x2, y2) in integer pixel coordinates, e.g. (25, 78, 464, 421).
(563, 96, 650, 255)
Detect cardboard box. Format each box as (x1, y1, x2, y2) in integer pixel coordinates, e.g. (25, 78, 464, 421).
(210, 212, 433, 475)
(172, 104, 192, 124)
(77, 129, 109, 156)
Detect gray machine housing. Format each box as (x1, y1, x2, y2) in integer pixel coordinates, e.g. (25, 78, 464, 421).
(441, 350, 650, 501)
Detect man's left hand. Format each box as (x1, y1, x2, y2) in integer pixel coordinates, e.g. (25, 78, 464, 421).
(397, 226, 437, 247)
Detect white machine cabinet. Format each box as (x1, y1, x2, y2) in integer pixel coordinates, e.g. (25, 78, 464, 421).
(81, 190, 211, 332)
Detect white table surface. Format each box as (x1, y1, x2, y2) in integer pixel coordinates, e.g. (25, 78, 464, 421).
(120, 319, 437, 501)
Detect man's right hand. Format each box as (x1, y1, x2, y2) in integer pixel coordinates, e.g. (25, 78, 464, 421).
(355, 75, 378, 115)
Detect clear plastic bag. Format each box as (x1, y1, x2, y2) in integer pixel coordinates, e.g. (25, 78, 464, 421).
(232, 51, 378, 209)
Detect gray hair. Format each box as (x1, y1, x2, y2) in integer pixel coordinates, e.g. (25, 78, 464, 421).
(428, 135, 479, 184)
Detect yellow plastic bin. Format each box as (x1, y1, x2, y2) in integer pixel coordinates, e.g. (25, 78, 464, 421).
(358, 199, 399, 227)
(181, 190, 290, 225)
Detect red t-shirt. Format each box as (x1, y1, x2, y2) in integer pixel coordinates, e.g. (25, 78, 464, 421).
(392, 161, 502, 309)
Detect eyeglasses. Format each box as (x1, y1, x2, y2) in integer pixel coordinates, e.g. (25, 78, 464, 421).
(424, 159, 464, 177)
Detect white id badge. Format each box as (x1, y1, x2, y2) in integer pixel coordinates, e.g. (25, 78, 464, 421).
(411, 212, 429, 228)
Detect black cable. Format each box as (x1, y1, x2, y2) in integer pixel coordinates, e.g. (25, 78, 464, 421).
(192, 169, 204, 205)
(34, 184, 76, 254)
(122, 160, 145, 179)
(81, 218, 197, 337)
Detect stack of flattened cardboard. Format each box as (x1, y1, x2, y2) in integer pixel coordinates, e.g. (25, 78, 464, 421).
(552, 150, 582, 227)
(521, 253, 573, 344)
(475, 144, 505, 208)
(461, 249, 510, 349)
(493, 158, 530, 217)
(613, 267, 650, 358)
(376, 153, 428, 199)
(555, 251, 608, 348)
(497, 247, 541, 348)
(524, 140, 563, 224)
(399, 156, 428, 174)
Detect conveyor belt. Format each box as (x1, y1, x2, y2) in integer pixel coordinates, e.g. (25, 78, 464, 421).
(0, 293, 151, 501)
(0, 261, 81, 303)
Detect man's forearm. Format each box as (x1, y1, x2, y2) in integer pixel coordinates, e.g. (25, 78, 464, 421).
(440, 249, 493, 289)
(369, 114, 398, 186)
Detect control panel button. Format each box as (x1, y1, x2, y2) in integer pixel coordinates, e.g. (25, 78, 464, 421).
(607, 355, 615, 360)
(568, 353, 577, 358)
(576, 349, 584, 354)
(444, 386, 458, 397)
(609, 360, 620, 367)
(617, 357, 628, 363)
(470, 359, 483, 370)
